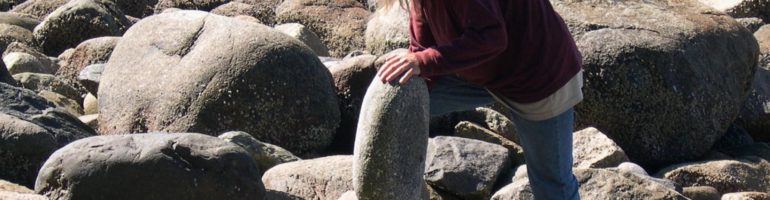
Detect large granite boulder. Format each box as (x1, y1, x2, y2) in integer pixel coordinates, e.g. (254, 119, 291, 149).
(34, 133, 266, 200)
(493, 168, 688, 200)
(262, 156, 352, 200)
(0, 82, 95, 187)
(353, 76, 429, 200)
(9, 0, 69, 20)
(364, 0, 407, 55)
(276, 0, 370, 57)
(98, 11, 340, 156)
(32, 0, 130, 56)
(698, 0, 770, 22)
(425, 136, 511, 200)
(554, 0, 759, 168)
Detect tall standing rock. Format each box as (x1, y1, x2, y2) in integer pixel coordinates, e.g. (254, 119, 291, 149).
(353, 77, 429, 200)
(276, 0, 370, 57)
(34, 133, 266, 200)
(32, 0, 130, 56)
(555, 0, 759, 168)
(364, 0, 408, 55)
(98, 11, 340, 156)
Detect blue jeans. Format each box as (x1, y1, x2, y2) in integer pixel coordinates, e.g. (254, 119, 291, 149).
(430, 75, 580, 200)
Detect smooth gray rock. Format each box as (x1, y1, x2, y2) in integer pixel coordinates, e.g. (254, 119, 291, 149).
(572, 127, 629, 169)
(656, 158, 770, 194)
(364, 0, 408, 55)
(353, 76, 429, 200)
(32, 0, 130, 56)
(262, 156, 352, 200)
(425, 136, 511, 200)
(276, 0, 370, 57)
(99, 11, 340, 156)
(274, 23, 330, 56)
(556, 0, 759, 169)
(34, 133, 266, 200)
(218, 131, 300, 175)
(3, 52, 52, 74)
(0, 82, 95, 187)
(77, 63, 104, 95)
(0, 12, 39, 30)
(326, 54, 377, 154)
(493, 168, 688, 200)
(10, 0, 69, 20)
(3, 42, 57, 70)
(13, 72, 84, 104)
(713, 124, 755, 149)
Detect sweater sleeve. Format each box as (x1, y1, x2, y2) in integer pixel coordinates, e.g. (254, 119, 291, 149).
(413, 0, 508, 77)
(408, 1, 435, 53)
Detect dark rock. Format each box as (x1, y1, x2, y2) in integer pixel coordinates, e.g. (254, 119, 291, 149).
(493, 168, 688, 200)
(10, 0, 69, 20)
(425, 136, 511, 200)
(353, 76, 429, 199)
(211, 2, 275, 26)
(109, 0, 157, 18)
(556, 0, 759, 169)
(0, 1, 25, 12)
(77, 63, 103, 95)
(218, 131, 300, 175)
(153, 0, 230, 13)
(739, 25, 770, 140)
(0, 82, 95, 187)
(713, 124, 755, 150)
(13, 72, 84, 105)
(34, 133, 266, 200)
(274, 23, 330, 56)
(682, 186, 721, 200)
(326, 54, 377, 154)
(32, 0, 130, 56)
(276, 0, 370, 57)
(98, 11, 340, 156)
(364, 0, 407, 55)
(262, 155, 352, 200)
(56, 36, 118, 92)
(656, 157, 770, 194)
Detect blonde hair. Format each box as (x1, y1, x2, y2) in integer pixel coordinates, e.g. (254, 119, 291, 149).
(381, 0, 412, 10)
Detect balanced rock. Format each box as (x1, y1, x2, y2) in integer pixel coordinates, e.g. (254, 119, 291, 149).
(32, 0, 130, 56)
(274, 23, 330, 56)
(425, 136, 511, 200)
(353, 76, 429, 200)
(34, 133, 265, 200)
(77, 63, 104, 95)
(722, 192, 770, 200)
(493, 168, 688, 200)
(98, 11, 340, 156)
(212, 2, 275, 26)
(276, 0, 370, 57)
(0, 82, 95, 187)
(10, 0, 69, 20)
(555, 0, 759, 168)
(56, 36, 119, 89)
(698, 0, 770, 22)
(4, 52, 53, 74)
(364, 0, 408, 55)
(0, 12, 40, 31)
(656, 158, 770, 194)
(218, 131, 300, 175)
(326, 54, 377, 153)
(13, 72, 84, 104)
(572, 127, 629, 169)
(262, 156, 353, 200)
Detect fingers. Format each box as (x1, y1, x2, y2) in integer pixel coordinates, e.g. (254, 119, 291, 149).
(377, 56, 400, 81)
(380, 57, 409, 83)
(398, 67, 414, 84)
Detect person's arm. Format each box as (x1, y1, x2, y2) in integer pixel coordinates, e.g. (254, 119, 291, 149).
(408, 1, 434, 53)
(414, 0, 508, 77)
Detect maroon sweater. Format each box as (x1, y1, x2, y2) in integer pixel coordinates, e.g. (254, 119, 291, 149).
(409, 0, 582, 103)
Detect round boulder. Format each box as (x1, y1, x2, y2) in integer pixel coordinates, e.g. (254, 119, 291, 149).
(262, 155, 353, 200)
(98, 11, 340, 156)
(34, 133, 266, 200)
(32, 0, 130, 56)
(555, 0, 759, 168)
(276, 0, 370, 57)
